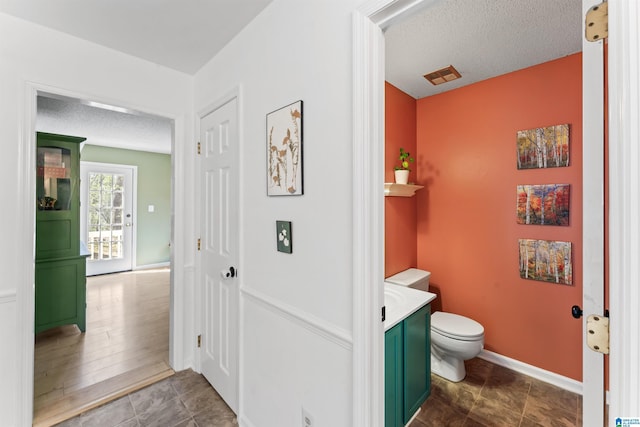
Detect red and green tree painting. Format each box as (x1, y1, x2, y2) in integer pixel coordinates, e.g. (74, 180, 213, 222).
(516, 124, 570, 169)
(516, 184, 570, 226)
(519, 239, 573, 285)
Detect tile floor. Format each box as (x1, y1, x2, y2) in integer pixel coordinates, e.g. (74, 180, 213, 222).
(55, 358, 581, 427)
(54, 369, 237, 427)
(413, 358, 582, 427)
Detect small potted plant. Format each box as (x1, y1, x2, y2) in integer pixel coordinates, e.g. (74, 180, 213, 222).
(394, 147, 414, 184)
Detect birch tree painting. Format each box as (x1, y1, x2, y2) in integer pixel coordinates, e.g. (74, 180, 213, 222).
(519, 239, 572, 285)
(516, 184, 570, 226)
(516, 124, 570, 169)
(267, 100, 303, 196)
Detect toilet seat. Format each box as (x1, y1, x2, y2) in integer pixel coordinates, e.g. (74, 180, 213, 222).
(431, 311, 484, 341)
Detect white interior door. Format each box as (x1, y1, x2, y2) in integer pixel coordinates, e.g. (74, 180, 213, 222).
(200, 97, 239, 413)
(81, 162, 135, 276)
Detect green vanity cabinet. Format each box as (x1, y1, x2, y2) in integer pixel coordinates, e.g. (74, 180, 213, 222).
(385, 322, 404, 427)
(385, 303, 431, 427)
(35, 132, 88, 334)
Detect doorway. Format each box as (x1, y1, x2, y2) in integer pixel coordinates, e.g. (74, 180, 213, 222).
(352, 0, 606, 425)
(81, 162, 136, 276)
(32, 92, 175, 425)
(198, 94, 240, 414)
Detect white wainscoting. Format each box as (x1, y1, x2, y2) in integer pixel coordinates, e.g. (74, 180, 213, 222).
(0, 289, 18, 427)
(0, 288, 17, 305)
(240, 287, 353, 350)
(239, 288, 353, 427)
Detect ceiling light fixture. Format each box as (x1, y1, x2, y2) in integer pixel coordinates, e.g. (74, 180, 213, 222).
(424, 65, 462, 85)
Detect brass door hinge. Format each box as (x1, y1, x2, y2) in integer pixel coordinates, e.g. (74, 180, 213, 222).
(197, 141, 201, 155)
(585, 2, 608, 42)
(587, 314, 610, 354)
(197, 238, 201, 251)
(197, 334, 202, 348)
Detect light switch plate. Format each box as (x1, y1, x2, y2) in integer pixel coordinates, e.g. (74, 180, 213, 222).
(276, 221, 292, 253)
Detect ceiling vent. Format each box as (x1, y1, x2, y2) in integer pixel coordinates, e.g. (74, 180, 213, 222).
(424, 65, 461, 86)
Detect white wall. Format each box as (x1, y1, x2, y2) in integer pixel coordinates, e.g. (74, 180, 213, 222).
(194, 0, 364, 425)
(0, 12, 194, 426)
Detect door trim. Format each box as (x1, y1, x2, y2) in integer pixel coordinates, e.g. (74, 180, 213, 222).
(608, 0, 640, 421)
(581, 0, 605, 423)
(80, 161, 138, 275)
(353, 0, 618, 425)
(18, 82, 185, 426)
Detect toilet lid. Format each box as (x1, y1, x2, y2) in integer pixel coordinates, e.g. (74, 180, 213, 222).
(431, 311, 484, 340)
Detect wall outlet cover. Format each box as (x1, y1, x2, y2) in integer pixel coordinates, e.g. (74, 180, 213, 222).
(276, 221, 292, 253)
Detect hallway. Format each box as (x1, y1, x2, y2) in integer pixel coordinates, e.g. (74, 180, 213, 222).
(34, 268, 172, 426)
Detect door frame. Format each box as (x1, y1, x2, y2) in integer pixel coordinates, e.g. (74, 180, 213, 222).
(194, 86, 243, 403)
(608, 0, 640, 422)
(80, 161, 138, 275)
(17, 83, 185, 426)
(581, 0, 605, 423)
(351, 0, 634, 425)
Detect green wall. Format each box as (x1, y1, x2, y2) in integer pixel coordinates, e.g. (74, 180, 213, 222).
(81, 144, 171, 267)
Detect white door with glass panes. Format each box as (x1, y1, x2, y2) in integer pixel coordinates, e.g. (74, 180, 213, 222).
(80, 162, 135, 276)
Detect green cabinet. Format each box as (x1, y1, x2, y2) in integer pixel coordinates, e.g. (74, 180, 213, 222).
(385, 304, 431, 427)
(35, 132, 88, 334)
(385, 323, 404, 427)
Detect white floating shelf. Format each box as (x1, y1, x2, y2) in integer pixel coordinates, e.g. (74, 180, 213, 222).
(384, 183, 424, 197)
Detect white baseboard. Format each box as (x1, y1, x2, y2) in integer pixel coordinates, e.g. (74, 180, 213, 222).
(478, 349, 582, 395)
(239, 415, 257, 427)
(133, 262, 170, 271)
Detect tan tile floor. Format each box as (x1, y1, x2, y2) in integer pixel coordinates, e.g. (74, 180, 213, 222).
(54, 369, 237, 427)
(412, 358, 582, 427)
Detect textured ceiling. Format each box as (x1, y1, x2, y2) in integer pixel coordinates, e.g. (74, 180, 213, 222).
(37, 96, 173, 154)
(0, 0, 273, 74)
(11, 0, 582, 150)
(385, 0, 582, 99)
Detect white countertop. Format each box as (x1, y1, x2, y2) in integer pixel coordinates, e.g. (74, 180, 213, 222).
(384, 283, 437, 331)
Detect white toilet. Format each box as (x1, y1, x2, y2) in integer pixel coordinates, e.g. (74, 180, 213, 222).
(385, 268, 484, 382)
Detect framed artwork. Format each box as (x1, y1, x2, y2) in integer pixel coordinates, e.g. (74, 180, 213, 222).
(516, 184, 570, 226)
(267, 100, 303, 196)
(516, 124, 570, 169)
(518, 239, 572, 285)
(276, 221, 292, 253)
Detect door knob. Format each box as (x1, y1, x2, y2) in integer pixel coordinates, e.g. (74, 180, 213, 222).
(571, 305, 583, 319)
(220, 266, 236, 279)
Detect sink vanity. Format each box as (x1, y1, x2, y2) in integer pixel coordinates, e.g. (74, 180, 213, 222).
(384, 284, 436, 427)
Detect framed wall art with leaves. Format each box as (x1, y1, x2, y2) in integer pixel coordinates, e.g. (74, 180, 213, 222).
(267, 100, 303, 196)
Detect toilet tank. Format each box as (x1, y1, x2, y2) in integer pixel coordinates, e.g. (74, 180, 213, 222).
(385, 268, 431, 292)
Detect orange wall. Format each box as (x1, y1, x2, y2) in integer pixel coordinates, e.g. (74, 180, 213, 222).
(385, 83, 417, 277)
(415, 54, 583, 380)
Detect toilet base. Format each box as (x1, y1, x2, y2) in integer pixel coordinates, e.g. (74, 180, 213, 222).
(431, 353, 466, 382)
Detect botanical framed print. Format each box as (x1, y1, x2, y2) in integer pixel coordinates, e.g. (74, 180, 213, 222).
(267, 100, 303, 196)
(276, 221, 292, 253)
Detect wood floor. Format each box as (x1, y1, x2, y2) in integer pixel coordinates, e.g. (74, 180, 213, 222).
(33, 268, 173, 427)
